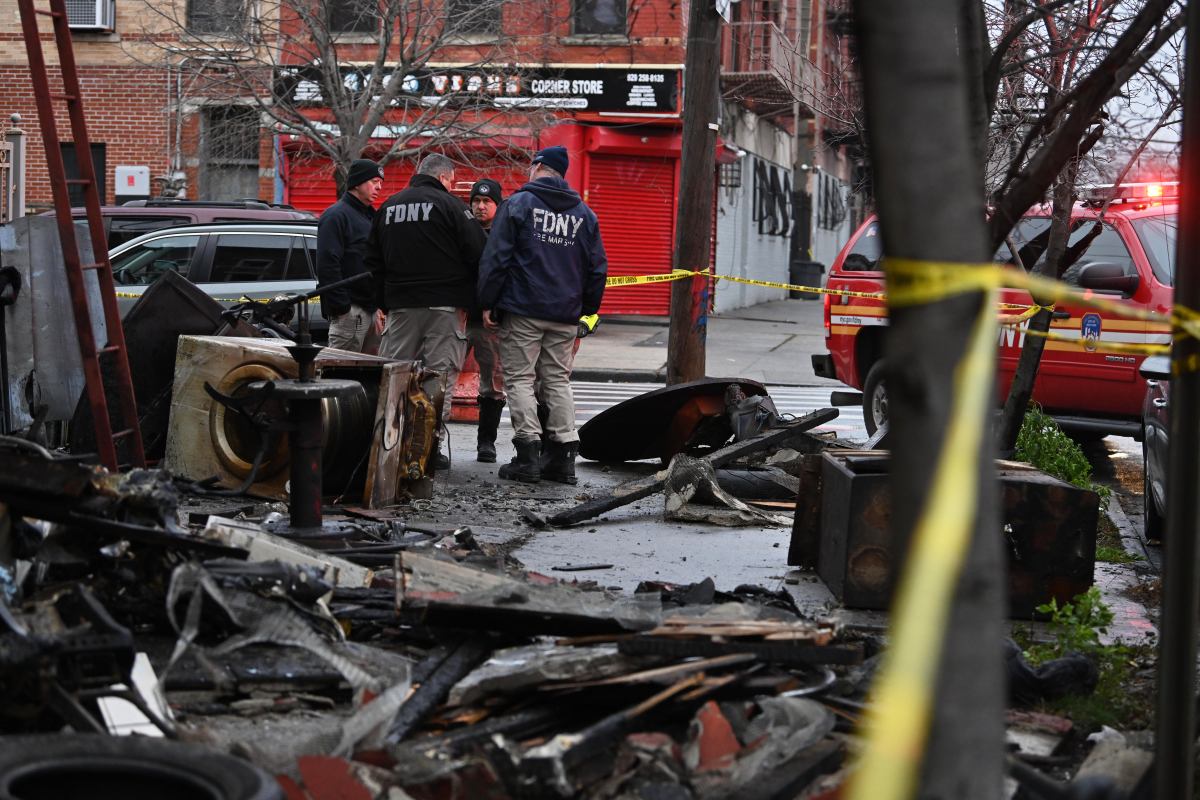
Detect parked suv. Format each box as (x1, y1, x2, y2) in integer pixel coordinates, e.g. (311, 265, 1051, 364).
(811, 183, 1177, 438)
(1140, 354, 1170, 539)
(108, 221, 328, 337)
(53, 200, 316, 250)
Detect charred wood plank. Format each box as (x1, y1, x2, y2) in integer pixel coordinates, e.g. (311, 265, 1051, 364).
(385, 638, 492, 745)
(617, 636, 863, 666)
(395, 552, 662, 636)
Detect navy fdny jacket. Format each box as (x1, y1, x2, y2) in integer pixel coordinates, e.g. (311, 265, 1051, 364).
(477, 176, 607, 324)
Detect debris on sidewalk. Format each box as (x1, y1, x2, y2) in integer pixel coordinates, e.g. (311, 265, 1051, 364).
(1, 460, 859, 798)
(795, 450, 1100, 617)
(536, 407, 837, 528)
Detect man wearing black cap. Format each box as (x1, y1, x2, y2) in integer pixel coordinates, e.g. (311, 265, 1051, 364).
(466, 178, 506, 462)
(477, 145, 608, 484)
(317, 158, 385, 353)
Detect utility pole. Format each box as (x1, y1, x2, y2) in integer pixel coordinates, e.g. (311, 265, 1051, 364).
(666, 0, 722, 385)
(1154, 1, 1200, 795)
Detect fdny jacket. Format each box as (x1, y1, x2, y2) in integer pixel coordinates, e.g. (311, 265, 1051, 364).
(476, 176, 607, 324)
(365, 174, 487, 310)
(315, 192, 376, 319)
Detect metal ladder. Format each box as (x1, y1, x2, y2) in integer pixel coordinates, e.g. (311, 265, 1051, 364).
(16, 0, 145, 469)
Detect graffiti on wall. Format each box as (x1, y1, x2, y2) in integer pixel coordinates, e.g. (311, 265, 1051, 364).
(752, 159, 791, 237)
(816, 169, 848, 231)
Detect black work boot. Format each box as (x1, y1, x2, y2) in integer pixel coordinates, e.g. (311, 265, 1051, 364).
(541, 440, 579, 485)
(498, 438, 541, 483)
(476, 397, 505, 463)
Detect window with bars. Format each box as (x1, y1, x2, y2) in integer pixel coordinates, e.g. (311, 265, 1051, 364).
(186, 0, 247, 35)
(447, 0, 500, 34)
(328, 0, 378, 34)
(60, 142, 106, 207)
(573, 0, 625, 35)
(200, 107, 260, 201)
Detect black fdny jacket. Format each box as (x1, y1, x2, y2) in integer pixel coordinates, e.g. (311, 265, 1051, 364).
(476, 177, 607, 324)
(315, 192, 376, 318)
(365, 174, 487, 310)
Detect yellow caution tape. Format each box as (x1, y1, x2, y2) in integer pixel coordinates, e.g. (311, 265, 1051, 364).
(884, 258, 1002, 306)
(605, 269, 701, 287)
(997, 304, 1052, 326)
(847, 280, 998, 800)
(115, 290, 320, 305)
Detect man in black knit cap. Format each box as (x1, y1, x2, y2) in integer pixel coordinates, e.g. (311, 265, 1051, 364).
(317, 158, 385, 353)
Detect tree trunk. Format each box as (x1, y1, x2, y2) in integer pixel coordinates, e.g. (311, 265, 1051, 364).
(852, 0, 1004, 797)
(995, 163, 1077, 454)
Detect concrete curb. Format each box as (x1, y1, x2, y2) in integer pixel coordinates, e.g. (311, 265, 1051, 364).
(1105, 493, 1158, 572)
(571, 368, 665, 383)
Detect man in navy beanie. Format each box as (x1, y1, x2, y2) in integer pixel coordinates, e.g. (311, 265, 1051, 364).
(317, 158, 385, 353)
(477, 145, 607, 484)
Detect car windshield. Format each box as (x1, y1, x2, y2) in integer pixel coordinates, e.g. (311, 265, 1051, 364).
(995, 217, 1136, 285)
(110, 235, 200, 286)
(1132, 213, 1177, 286)
(842, 221, 882, 270)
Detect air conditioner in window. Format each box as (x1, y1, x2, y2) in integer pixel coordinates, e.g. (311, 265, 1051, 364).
(65, 0, 115, 30)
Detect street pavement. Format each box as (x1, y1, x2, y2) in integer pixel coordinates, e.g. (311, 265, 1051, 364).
(571, 296, 839, 387)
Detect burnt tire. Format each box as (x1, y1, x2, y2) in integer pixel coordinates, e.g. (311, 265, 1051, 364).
(862, 361, 889, 437)
(0, 735, 282, 800)
(1143, 443, 1165, 542)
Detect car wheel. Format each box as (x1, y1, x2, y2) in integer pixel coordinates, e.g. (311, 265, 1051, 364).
(862, 361, 888, 436)
(1143, 440, 1165, 542)
(0, 735, 282, 800)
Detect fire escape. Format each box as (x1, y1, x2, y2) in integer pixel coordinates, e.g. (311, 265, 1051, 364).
(718, 0, 817, 123)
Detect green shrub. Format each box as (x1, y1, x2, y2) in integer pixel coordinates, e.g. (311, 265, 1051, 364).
(1021, 587, 1153, 731)
(1015, 404, 1111, 511)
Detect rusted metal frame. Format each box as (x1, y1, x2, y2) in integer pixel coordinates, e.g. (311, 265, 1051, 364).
(15, 0, 144, 468)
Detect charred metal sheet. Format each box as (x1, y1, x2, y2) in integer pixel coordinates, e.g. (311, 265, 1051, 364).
(815, 451, 1098, 617)
(578, 377, 768, 463)
(0, 454, 242, 558)
(0, 584, 174, 736)
(69, 270, 252, 463)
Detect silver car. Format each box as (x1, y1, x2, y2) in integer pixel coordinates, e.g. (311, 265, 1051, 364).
(108, 221, 328, 336)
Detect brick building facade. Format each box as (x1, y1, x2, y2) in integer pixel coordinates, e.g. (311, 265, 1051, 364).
(1, 0, 856, 312)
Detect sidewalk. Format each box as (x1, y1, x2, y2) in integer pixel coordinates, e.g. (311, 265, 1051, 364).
(571, 296, 843, 388)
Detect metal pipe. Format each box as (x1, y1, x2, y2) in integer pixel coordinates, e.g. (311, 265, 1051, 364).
(1154, 1, 1200, 797)
(289, 397, 323, 530)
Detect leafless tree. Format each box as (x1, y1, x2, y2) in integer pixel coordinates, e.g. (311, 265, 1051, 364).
(980, 0, 1184, 449)
(127, 0, 566, 195)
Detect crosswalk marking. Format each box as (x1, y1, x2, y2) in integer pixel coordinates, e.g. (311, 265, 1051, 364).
(496, 381, 869, 442)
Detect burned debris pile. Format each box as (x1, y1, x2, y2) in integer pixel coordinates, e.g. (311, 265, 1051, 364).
(0, 446, 867, 800)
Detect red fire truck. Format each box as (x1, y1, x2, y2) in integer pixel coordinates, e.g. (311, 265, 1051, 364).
(810, 183, 1177, 438)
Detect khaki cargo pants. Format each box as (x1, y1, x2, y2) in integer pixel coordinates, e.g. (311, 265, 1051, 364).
(498, 314, 578, 443)
(327, 305, 381, 354)
(380, 307, 468, 425)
